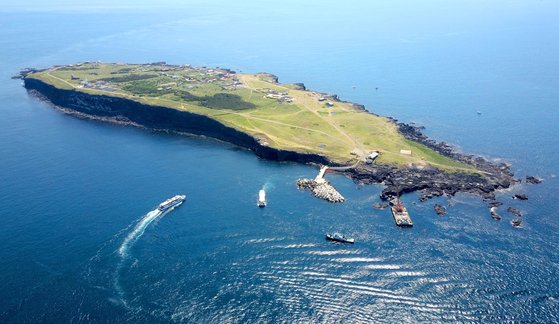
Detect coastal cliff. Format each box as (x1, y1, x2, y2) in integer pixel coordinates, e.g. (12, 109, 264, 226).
(24, 78, 330, 165)
(24, 76, 515, 201)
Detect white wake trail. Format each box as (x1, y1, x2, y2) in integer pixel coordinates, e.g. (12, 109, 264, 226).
(263, 180, 275, 192)
(118, 208, 162, 258)
(114, 205, 178, 307)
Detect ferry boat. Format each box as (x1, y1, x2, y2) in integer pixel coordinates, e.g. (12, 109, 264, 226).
(158, 194, 186, 212)
(257, 189, 267, 207)
(325, 232, 355, 244)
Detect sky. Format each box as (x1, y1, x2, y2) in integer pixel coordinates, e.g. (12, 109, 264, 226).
(2, 0, 558, 12)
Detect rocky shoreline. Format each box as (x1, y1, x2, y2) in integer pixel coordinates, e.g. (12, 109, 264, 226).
(345, 158, 514, 202)
(24, 75, 518, 202)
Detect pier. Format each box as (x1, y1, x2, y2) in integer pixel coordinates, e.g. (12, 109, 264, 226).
(391, 208, 413, 227)
(391, 200, 413, 227)
(315, 166, 329, 183)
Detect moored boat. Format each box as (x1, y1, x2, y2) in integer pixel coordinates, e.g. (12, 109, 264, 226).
(158, 194, 186, 212)
(391, 198, 413, 227)
(325, 232, 355, 244)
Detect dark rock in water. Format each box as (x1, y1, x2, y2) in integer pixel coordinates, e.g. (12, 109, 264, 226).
(488, 201, 503, 208)
(434, 204, 447, 216)
(511, 219, 522, 228)
(507, 207, 523, 217)
(490, 207, 501, 220)
(525, 176, 542, 184)
(373, 203, 389, 209)
(513, 194, 528, 200)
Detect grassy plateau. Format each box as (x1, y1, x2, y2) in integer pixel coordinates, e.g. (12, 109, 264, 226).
(27, 63, 474, 172)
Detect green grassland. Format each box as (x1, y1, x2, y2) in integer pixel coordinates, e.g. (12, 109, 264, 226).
(28, 63, 474, 172)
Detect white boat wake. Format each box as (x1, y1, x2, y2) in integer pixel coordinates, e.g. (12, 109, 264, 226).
(114, 203, 180, 307)
(118, 209, 162, 258)
(262, 181, 275, 192)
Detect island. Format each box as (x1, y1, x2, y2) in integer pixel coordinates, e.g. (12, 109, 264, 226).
(18, 62, 514, 201)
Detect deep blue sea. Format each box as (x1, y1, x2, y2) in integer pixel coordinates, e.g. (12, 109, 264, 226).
(1, 1, 559, 322)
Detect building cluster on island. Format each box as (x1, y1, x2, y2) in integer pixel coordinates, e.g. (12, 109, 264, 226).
(145, 64, 242, 90)
(56, 62, 244, 97)
(258, 87, 347, 107)
(317, 96, 335, 107)
(79, 80, 118, 92)
(254, 88, 294, 103)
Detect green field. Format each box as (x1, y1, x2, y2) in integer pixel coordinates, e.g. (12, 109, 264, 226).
(28, 63, 475, 172)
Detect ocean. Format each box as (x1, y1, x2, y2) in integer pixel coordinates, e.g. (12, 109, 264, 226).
(1, 0, 558, 322)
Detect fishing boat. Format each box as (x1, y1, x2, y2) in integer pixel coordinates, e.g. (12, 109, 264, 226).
(257, 189, 267, 207)
(325, 232, 355, 244)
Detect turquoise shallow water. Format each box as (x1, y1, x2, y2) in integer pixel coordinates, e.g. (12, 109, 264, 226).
(1, 1, 559, 322)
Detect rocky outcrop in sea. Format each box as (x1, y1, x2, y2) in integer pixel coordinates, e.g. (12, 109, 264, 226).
(434, 204, 447, 216)
(525, 176, 542, 184)
(507, 207, 523, 217)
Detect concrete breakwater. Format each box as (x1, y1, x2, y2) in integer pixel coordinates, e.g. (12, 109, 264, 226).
(297, 179, 345, 203)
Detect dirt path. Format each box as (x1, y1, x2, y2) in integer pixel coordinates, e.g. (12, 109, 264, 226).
(238, 75, 364, 155)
